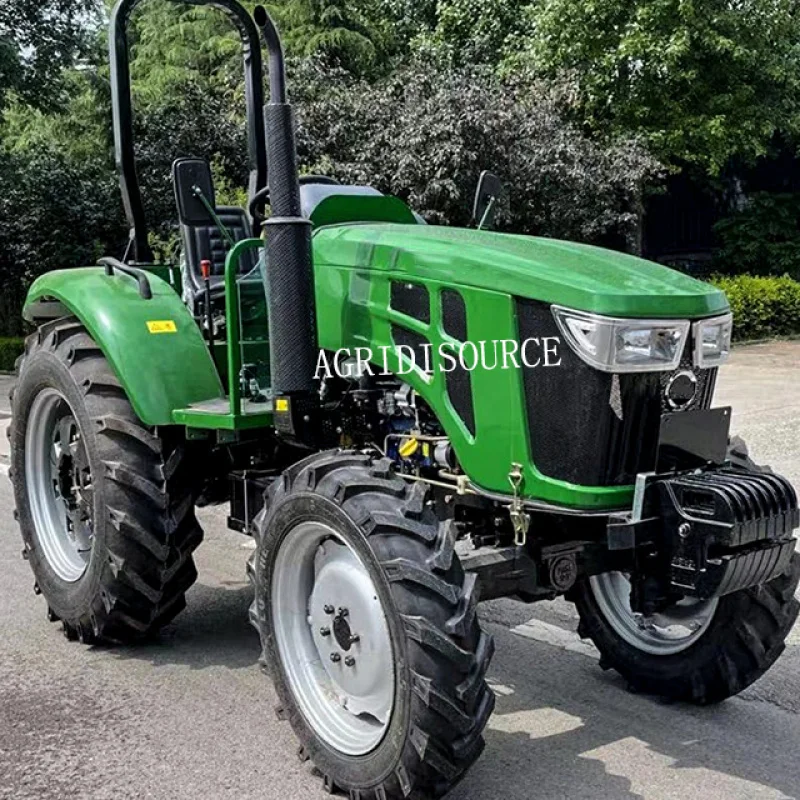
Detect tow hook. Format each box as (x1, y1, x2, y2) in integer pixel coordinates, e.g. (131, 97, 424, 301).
(508, 463, 531, 546)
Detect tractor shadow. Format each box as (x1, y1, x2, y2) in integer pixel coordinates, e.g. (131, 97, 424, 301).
(110, 581, 259, 671)
(448, 622, 800, 800)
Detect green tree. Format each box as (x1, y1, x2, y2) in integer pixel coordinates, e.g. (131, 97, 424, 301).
(276, 0, 391, 76)
(0, 145, 126, 334)
(296, 60, 660, 246)
(713, 193, 800, 279)
(416, 0, 530, 65)
(0, 0, 100, 111)
(516, 0, 800, 173)
(126, 0, 251, 105)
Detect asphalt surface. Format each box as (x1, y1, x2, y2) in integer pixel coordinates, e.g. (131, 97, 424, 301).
(2, 342, 800, 800)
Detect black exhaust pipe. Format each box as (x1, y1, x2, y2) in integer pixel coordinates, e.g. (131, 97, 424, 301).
(254, 7, 318, 437)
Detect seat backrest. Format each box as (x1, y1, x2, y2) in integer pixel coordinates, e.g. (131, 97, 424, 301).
(172, 157, 257, 300)
(181, 206, 257, 280)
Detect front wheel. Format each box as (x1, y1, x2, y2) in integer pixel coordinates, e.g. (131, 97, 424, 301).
(574, 556, 800, 704)
(249, 451, 495, 799)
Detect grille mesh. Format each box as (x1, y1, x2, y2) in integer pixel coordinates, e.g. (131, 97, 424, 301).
(390, 281, 430, 323)
(441, 289, 468, 341)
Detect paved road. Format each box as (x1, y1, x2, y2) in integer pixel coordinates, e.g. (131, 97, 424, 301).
(1, 343, 800, 800)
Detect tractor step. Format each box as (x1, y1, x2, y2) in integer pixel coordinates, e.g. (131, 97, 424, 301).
(172, 397, 274, 430)
(228, 470, 274, 533)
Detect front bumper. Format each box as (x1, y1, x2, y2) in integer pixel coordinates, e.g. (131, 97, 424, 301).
(609, 465, 799, 600)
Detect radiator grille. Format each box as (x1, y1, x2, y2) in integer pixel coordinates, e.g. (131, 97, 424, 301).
(516, 299, 715, 487)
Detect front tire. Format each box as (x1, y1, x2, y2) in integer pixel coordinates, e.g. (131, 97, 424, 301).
(574, 557, 800, 703)
(576, 437, 800, 703)
(10, 318, 203, 643)
(250, 451, 495, 799)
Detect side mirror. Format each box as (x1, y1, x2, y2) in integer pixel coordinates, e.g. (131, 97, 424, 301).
(172, 157, 216, 225)
(472, 170, 503, 230)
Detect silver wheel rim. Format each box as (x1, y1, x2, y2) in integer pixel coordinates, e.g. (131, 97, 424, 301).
(271, 521, 395, 755)
(589, 572, 718, 655)
(25, 388, 95, 583)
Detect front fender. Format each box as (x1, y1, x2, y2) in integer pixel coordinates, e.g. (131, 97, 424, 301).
(24, 267, 223, 426)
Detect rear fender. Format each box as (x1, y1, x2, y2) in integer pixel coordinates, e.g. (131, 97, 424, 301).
(24, 268, 223, 426)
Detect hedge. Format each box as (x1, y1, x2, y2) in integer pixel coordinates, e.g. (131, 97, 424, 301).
(710, 274, 800, 342)
(0, 337, 25, 373)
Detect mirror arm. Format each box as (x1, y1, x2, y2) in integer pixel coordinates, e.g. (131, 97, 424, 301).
(478, 196, 497, 231)
(192, 185, 237, 249)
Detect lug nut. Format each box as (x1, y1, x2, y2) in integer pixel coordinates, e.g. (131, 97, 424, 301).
(319, 627, 331, 637)
(324, 604, 335, 614)
(345, 656, 356, 667)
(337, 607, 349, 617)
(330, 653, 341, 663)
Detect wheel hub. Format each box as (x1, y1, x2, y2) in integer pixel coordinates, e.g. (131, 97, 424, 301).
(589, 571, 718, 655)
(309, 541, 394, 723)
(271, 520, 395, 756)
(25, 390, 95, 583)
(333, 609, 354, 650)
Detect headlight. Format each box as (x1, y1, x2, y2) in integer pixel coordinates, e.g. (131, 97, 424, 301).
(552, 306, 689, 373)
(693, 313, 732, 368)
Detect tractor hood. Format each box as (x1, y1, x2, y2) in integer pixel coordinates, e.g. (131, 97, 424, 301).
(312, 223, 728, 319)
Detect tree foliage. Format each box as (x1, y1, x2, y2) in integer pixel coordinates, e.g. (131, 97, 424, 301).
(713, 193, 800, 279)
(711, 273, 800, 340)
(276, 0, 390, 76)
(0, 146, 125, 334)
(126, 0, 253, 104)
(0, 0, 100, 111)
(416, 0, 530, 66)
(517, 0, 800, 173)
(297, 61, 659, 245)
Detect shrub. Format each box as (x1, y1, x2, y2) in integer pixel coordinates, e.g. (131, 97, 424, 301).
(0, 337, 25, 372)
(713, 193, 800, 280)
(710, 274, 800, 342)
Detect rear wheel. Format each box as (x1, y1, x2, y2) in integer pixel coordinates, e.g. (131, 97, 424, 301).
(10, 318, 203, 643)
(250, 451, 495, 799)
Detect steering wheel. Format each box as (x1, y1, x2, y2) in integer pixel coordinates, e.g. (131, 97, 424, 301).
(248, 175, 341, 224)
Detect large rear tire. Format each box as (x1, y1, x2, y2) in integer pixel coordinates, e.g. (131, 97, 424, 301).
(9, 318, 203, 643)
(250, 451, 495, 799)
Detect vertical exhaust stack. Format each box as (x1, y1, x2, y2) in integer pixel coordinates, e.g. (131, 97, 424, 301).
(254, 6, 318, 439)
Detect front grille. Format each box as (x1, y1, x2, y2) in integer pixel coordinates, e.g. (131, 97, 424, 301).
(516, 299, 715, 487)
(659, 347, 717, 412)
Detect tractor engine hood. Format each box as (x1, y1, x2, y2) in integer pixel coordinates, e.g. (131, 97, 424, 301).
(312, 223, 728, 319)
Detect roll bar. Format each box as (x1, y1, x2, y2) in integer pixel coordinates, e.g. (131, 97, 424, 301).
(109, 0, 268, 263)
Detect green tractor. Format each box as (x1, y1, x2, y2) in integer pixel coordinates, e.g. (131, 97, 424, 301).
(9, 1, 800, 797)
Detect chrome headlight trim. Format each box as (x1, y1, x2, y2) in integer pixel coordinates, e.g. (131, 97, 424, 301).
(551, 306, 690, 373)
(692, 313, 733, 368)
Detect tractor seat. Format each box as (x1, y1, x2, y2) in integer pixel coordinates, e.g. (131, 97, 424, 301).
(172, 157, 259, 313)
